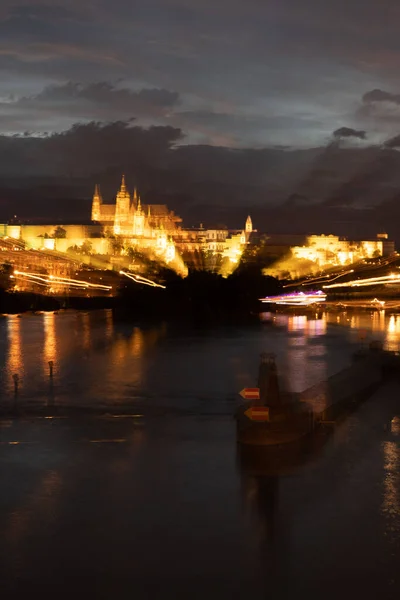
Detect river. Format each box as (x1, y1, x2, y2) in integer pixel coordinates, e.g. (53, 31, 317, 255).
(0, 309, 399, 598)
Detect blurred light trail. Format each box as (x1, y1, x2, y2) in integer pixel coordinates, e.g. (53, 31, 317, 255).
(48, 274, 112, 290)
(284, 270, 354, 288)
(119, 270, 166, 289)
(323, 274, 400, 289)
(260, 291, 326, 306)
(14, 271, 112, 291)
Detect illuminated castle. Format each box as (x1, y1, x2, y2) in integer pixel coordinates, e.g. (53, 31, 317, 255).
(91, 176, 253, 270)
(91, 175, 181, 237)
(0, 176, 253, 277)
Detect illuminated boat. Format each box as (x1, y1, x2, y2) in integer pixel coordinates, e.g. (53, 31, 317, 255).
(259, 290, 326, 307)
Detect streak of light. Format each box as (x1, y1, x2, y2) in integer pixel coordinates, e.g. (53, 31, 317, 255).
(14, 270, 112, 291)
(323, 273, 400, 289)
(120, 270, 166, 289)
(284, 270, 354, 288)
(48, 274, 112, 290)
(0, 441, 36, 445)
(100, 414, 144, 419)
(260, 291, 326, 306)
(89, 439, 127, 443)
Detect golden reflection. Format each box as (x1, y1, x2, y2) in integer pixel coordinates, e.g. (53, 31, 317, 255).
(105, 308, 114, 341)
(113, 336, 128, 362)
(287, 338, 307, 391)
(382, 441, 400, 528)
(130, 327, 144, 358)
(274, 314, 288, 328)
(306, 315, 327, 336)
(371, 311, 380, 333)
(6, 316, 23, 378)
(81, 312, 90, 351)
(111, 327, 161, 365)
(285, 314, 328, 397)
(43, 312, 56, 372)
(388, 315, 396, 333)
(108, 328, 146, 392)
(386, 315, 400, 352)
(391, 417, 400, 436)
(287, 315, 307, 331)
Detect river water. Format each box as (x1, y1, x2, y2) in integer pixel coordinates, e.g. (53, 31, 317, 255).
(0, 309, 400, 598)
(0, 308, 399, 413)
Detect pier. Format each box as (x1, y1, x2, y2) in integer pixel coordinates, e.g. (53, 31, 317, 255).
(236, 342, 400, 446)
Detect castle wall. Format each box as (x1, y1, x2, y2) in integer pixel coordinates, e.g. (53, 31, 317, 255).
(18, 224, 102, 239)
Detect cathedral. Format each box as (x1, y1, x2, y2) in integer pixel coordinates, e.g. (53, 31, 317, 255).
(0, 175, 254, 278)
(91, 175, 181, 238)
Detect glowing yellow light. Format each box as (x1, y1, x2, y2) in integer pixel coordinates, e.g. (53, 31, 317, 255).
(13, 270, 112, 291)
(260, 291, 326, 306)
(323, 274, 400, 289)
(119, 270, 166, 289)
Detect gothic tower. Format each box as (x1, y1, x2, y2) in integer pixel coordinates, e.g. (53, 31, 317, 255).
(245, 215, 253, 234)
(114, 175, 131, 234)
(91, 184, 102, 222)
(133, 194, 145, 236)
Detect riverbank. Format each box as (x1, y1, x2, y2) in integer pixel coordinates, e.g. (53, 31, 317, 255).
(0, 267, 282, 323)
(0, 289, 114, 314)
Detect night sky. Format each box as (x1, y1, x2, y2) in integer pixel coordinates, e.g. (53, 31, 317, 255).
(1, 0, 400, 236)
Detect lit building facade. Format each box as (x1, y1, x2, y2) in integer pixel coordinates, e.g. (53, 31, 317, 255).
(292, 233, 395, 267)
(0, 177, 254, 277)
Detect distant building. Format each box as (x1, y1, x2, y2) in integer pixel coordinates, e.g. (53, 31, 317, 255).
(292, 233, 395, 267)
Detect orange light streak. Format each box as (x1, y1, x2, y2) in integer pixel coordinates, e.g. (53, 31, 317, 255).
(119, 270, 166, 289)
(14, 271, 112, 291)
(323, 274, 400, 289)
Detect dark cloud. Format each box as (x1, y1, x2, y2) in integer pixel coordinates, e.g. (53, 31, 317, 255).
(384, 134, 400, 149)
(363, 89, 400, 104)
(3, 0, 400, 230)
(1, 1, 400, 146)
(0, 120, 316, 222)
(32, 82, 179, 111)
(0, 82, 180, 134)
(357, 88, 400, 127)
(333, 127, 366, 140)
(1, 119, 400, 243)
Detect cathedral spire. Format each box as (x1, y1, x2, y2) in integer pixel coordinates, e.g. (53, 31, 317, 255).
(120, 174, 126, 193)
(114, 175, 130, 234)
(137, 194, 142, 213)
(91, 183, 102, 221)
(245, 215, 253, 233)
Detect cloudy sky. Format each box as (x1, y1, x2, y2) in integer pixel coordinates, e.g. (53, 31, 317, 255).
(1, 0, 400, 147)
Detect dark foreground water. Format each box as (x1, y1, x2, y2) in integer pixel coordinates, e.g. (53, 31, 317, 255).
(1, 309, 400, 599)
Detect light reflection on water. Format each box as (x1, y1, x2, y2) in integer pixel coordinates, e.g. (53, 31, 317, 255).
(2, 311, 400, 598)
(6, 316, 22, 381)
(43, 312, 56, 375)
(1, 308, 400, 411)
(382, 441, 400, 534)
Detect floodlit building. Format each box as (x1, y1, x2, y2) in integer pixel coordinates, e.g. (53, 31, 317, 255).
(0, 177, 254, 276)
(292, 233, 395, 267)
